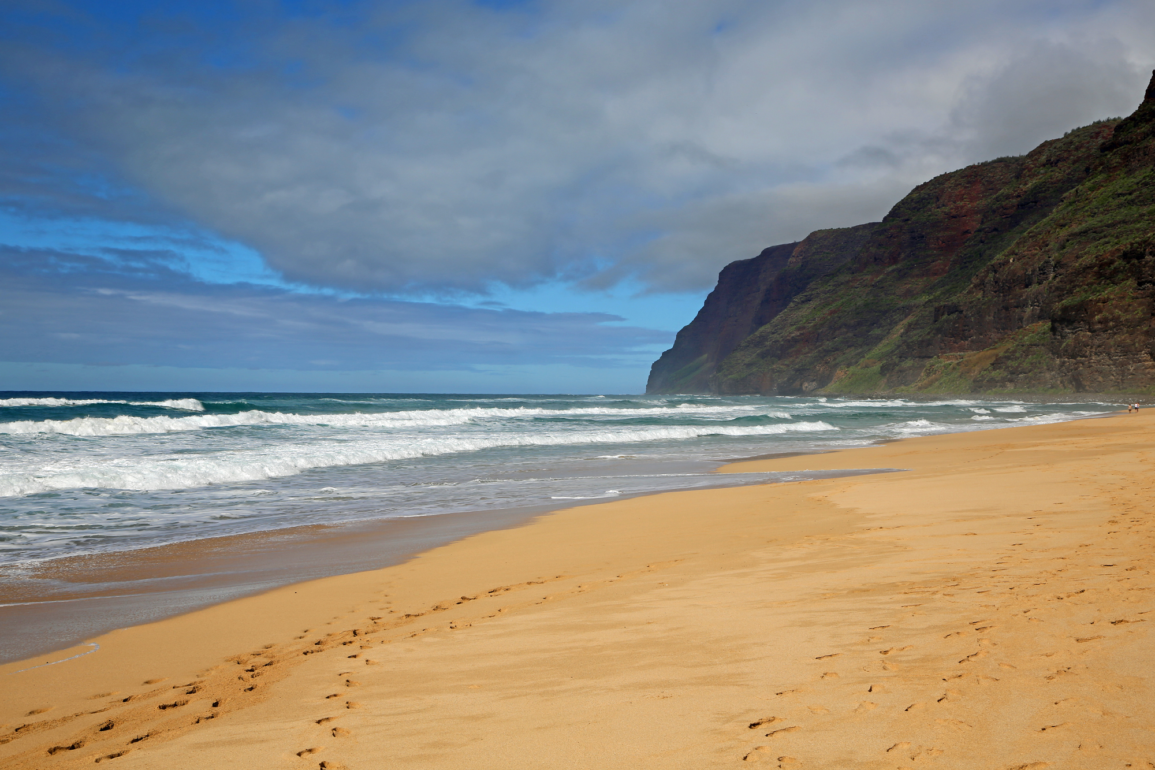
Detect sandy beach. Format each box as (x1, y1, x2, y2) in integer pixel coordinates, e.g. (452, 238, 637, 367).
(2, 411, 1152, 769)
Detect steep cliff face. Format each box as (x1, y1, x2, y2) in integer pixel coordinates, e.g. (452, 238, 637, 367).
(646, 242, 798, 394)
(648, 71, 1155, 396)
(646, 227, 874, 393)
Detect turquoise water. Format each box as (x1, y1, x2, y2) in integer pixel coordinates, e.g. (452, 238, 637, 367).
(0, 392, 1113, 564)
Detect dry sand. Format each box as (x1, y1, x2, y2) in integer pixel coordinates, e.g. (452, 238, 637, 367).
(2, 411, 1153, 769)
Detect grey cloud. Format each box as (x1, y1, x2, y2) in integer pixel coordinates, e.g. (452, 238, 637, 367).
(593, 178, 916, 292)
(837, 146, 902, 170)
(2, 0, 1153, 297)
(949, 39, 1146, 159)
(0, 246, 669, 371)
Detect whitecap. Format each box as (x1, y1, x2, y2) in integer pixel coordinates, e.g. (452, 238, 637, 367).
(0, 421, 838, 496)
(0, 403, 782, 437)
(0, 397, 204, 411)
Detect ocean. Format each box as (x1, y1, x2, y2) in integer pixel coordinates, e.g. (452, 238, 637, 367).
(0, 392, 1115, 569)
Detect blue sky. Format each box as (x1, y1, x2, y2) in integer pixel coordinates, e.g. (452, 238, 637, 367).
(0, 1, 1152, 393)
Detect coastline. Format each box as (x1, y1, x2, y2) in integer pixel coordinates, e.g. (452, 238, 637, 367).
(0, 458, 886, 665)
(3, 410, 1152, 768)
(0, 392, 1121, 666)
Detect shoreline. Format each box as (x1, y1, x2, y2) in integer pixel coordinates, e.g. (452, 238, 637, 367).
(0, 457, 889, 665)
(0, 406, 1115, 666)
(3, 410, 1151, 768)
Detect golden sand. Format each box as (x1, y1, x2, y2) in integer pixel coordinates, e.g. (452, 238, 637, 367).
(2, 411, 1153, 769)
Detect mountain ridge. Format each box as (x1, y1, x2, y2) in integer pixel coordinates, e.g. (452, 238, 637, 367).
(647, 71, 1155, 396)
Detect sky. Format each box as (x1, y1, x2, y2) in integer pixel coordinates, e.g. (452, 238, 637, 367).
(1, 0, 1153, 394)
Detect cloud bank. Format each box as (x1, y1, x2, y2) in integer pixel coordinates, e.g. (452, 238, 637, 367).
(0, 245, 666, 374)
(3, 0, 1152, 297)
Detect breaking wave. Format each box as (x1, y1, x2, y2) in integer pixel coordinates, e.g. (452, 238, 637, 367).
(0, 397, 204, 411)
(0, 421, 837, 496)
(0, 404, 787, 437)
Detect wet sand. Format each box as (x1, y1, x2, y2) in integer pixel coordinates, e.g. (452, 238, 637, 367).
(0, 506, 551, 665)
(0, 467, 885, 666)
(2, 412, 1153, 768)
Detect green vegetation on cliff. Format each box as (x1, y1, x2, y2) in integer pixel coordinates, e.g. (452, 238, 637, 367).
(647, 73, 1155, 396)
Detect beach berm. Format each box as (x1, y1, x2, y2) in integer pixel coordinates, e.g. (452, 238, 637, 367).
(2, 412, 1153, 768)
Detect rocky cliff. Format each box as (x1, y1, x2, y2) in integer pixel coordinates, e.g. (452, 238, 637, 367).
(647, 71, 1155, 396)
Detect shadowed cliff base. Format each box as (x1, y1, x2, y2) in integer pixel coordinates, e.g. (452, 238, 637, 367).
(649, 71, 1155, 397)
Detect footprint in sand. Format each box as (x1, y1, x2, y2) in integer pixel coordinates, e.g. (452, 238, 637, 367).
(47, 740, 86, 755)
(765, 726, 800, 739)
(95, 750, 128, 763)
(297, 747, 322, 757)
(854, 702, 877, 713)
(748, 717, 784, 729)
(331, 727, 351, 738)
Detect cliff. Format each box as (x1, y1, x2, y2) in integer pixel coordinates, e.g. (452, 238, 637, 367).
(648, 71, 1155, 396)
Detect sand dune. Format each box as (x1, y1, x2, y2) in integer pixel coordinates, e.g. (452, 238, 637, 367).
(2, 412, 1152, 769)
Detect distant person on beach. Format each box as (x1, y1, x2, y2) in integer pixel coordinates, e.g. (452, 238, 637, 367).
(1128, 403, 1135, 413)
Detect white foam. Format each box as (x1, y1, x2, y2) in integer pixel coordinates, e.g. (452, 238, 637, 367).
(0, 397, 204, 411)
(0, 398, 112, 407)
(819, 399, 911, 408)
(821, 398, 1020, 409)
(1009, 412, 1097, 425)
(0, 404, 785, 437)
(993, 405, 1027, 413)
(0, 421, 838, 496)
(0, 409, 477, 436)
(138, 399, 205, 411)
(890, 419, 943, 434)
(552, 489, 622, 500)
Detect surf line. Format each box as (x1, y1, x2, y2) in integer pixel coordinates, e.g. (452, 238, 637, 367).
(8, 643, 100, 674)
